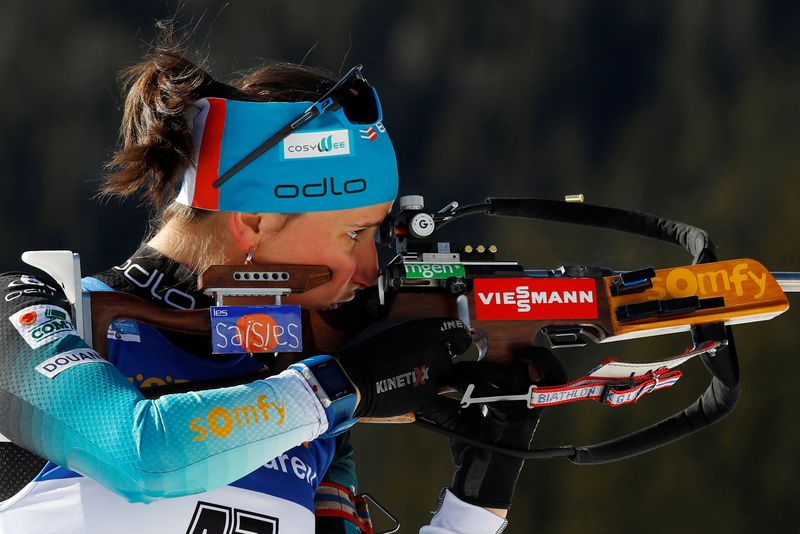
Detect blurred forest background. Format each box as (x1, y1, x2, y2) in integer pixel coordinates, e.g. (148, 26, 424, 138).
(1, 0, 798, 532)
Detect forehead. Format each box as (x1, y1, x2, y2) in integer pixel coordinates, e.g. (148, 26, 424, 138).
(292, 201, 394, 227)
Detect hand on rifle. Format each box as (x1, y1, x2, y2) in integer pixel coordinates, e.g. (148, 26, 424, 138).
(335, 318, 472, 418)
(420, 347, 568, 512)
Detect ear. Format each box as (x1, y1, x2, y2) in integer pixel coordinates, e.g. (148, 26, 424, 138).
(227, 212, 259, 254)
(227, 212, 286, 253)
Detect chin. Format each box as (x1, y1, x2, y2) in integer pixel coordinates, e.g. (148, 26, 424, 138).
(340, 292, 358, 303)
(324, 293, 358, 311)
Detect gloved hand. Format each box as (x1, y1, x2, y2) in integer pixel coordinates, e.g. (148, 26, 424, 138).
(336, 318, 472, 419)
(420, 346, 567, 509)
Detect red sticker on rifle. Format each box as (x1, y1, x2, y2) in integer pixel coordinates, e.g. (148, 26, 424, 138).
(473, 278, 598, 320)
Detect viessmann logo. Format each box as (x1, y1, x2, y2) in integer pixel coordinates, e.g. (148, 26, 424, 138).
(283, 129, 350, 159)
(473, 278, 598, 320)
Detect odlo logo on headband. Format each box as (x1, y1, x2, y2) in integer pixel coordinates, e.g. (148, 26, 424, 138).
(283, 129, 350, 159)
(274, 176, 367, 199)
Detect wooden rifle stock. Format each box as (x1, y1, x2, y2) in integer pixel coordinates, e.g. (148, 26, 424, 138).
(90, 292, 209, 357)
(88, 264, 334, 397)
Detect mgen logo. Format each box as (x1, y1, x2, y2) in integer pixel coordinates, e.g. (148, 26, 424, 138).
(10, 305, 76, 349)
(473, 278, 598, 321)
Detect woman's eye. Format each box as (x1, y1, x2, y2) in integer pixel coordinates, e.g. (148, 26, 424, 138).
(346, 230, 361, 241)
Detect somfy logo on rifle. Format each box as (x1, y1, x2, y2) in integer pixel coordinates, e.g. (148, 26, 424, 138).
(644, 262, 769, 300)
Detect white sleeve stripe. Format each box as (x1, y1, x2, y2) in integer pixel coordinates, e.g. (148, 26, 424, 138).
(282, 369, 330, 437)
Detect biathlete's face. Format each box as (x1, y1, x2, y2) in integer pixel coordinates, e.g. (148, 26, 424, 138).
(250, 201, 393, 311)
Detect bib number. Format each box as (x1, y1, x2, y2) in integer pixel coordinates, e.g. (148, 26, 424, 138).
(186, 501, 279, 534)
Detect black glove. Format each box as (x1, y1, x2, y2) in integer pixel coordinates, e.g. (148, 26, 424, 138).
(336, 318, 472, 418)
(420, 346, 567, 509)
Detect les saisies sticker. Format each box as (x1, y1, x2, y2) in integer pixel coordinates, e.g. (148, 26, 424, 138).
(210, 305, 302, 354)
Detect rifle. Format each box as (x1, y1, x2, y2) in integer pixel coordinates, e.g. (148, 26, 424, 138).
(370, 196, 795, 463)
(21, 195, 797, 465)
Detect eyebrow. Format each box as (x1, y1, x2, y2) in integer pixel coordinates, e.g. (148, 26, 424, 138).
(347, 220, 384, 229)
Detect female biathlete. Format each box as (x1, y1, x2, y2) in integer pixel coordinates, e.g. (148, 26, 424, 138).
(0, 30, 542, 534)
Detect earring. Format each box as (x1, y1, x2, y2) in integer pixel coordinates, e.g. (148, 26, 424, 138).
(245, 247, 255, 265)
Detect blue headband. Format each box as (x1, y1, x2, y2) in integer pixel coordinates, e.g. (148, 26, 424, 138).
(177, 95, 398, 213)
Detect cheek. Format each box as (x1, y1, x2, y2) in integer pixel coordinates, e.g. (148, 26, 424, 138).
(253, 223, 360, 307)
(281, 244, 359, 309)
(304, 235, 359, 282)
(286, 257, 357, 309)
(322, 253, 358, 285)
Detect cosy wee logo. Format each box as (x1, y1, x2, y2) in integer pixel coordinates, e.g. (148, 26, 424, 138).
(283, 129, 350, 159)
(317, 135, 336, 152)
(10, 305, 76, 349)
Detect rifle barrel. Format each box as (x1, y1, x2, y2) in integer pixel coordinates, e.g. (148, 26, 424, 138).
(773, 272, 800, 293)
(523, 270, 800, 293)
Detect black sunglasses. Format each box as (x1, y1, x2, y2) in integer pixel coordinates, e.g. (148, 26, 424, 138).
(213, 65, 380, 189)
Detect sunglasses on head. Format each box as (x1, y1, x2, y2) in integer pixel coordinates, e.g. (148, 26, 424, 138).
(213, 64, 380, 188)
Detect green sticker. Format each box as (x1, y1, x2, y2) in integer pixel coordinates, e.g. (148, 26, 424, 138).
(404, 263, 466, 279)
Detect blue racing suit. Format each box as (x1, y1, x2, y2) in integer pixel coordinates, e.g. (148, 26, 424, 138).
(0, 246, 358, 533)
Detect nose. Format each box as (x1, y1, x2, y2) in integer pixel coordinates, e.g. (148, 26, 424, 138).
(350, 239, 379, 288)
